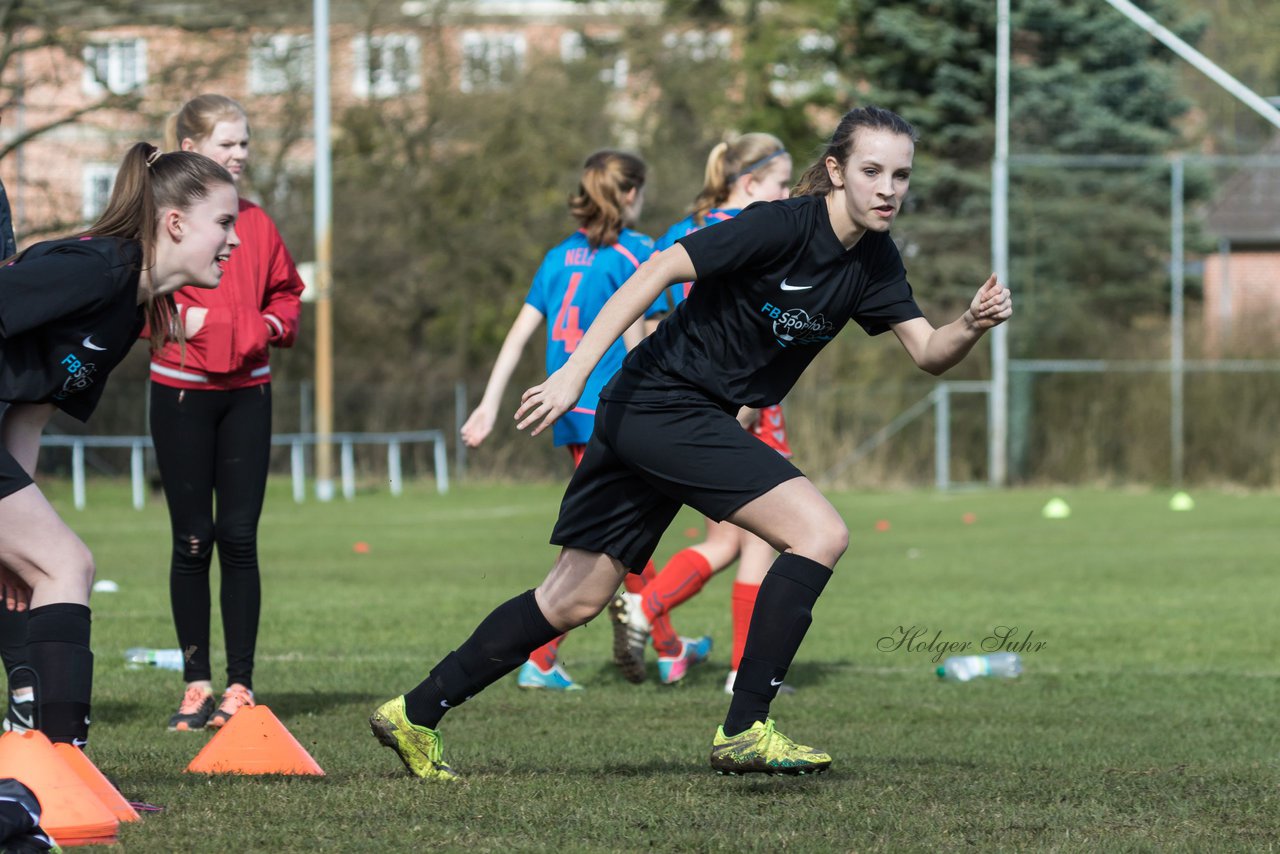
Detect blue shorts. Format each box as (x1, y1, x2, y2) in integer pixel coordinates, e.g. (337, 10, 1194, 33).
(550, 394, 802, 570)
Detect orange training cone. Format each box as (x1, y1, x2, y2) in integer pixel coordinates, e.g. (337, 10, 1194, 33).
(0, 730, 119, 847)
(53, 742, 140, 823)
(186, 705, 324, 776)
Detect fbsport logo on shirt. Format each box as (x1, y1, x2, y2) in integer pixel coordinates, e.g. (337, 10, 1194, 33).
(54, 351, 99, 399)
(759, 301, 834, 348)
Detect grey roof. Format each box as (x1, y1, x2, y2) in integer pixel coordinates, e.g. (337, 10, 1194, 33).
(1203, 140, 1280, 244)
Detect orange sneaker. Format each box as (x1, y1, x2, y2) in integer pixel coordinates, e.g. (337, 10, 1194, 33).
(168, 685, 215, 731)
(207, 684, 255, 729)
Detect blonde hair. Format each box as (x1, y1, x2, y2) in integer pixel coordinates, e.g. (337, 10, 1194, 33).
(79, 143, 235, 350)
(793, 106, 917, 197)
(568, 150, 647, 249)
(691, 133, 786, 226)
(164, 93, 249, 152)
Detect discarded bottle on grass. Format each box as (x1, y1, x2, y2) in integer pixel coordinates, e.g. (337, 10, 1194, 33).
(936, 653, 1022, 682)
(124, 647, 184, 671)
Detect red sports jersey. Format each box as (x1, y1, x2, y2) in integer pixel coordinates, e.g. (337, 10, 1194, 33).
(149, 198, 304, 391)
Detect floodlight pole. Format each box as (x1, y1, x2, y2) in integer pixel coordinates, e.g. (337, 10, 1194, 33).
(989, 0, 1010, 486)
(313, 0, 335, 501)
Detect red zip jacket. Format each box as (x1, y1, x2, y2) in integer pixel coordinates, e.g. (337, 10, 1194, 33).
(150, 198, 304, 390)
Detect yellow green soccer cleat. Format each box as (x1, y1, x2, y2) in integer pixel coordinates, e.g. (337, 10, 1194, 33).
(709, 718, 832, 776)
(369, 696, 460, 781)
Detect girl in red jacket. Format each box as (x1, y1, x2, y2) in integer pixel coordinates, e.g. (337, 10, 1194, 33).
(152, 94, 304, 732)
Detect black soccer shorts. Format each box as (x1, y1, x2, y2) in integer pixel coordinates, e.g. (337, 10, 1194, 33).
(550, 394, 802, 570)
(0, 445, 33, 501)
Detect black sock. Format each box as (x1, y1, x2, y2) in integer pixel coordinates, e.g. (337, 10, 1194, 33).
(403, 589, 559, 729)
(724, 553, 831, 736)
(0, 606, 31, 691)
(26, 603, 93, 745)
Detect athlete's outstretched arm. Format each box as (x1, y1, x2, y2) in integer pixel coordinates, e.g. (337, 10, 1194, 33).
(461, 304, 545, 448)
(891, 274, 1012, 376)
(516, 245, 696, 436)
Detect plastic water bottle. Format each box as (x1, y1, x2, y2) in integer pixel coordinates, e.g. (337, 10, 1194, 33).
(936, 653, 1022, 682)
(124, 648, 184, 671)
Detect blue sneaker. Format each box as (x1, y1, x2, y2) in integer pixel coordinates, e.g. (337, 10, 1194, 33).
(517, 660, 584, 691)
(685, 635, 713, 664)
(658, 635, 713, 685)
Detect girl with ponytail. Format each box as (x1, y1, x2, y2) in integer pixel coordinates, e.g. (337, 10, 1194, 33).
(151, 94, 305, 733)
(370, 105, 1009, 781)
(0, 142, 238, 747)
(613, 131, 793, 689)
(456, 149, 696, 691)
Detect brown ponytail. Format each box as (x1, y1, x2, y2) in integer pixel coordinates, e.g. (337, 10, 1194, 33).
(568, 150, 646, 249)
(690, 133, 786, 226)
(79, 142, 235, 350)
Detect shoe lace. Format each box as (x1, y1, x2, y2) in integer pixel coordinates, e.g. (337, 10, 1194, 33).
(759, 719, 799, 757)
(220, 685, 254, 712)
(178, 686, 210, 714)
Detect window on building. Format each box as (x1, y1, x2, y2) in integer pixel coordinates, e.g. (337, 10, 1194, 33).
(769, 32, 838, 102)
(660, 29, 732, 63)
(559, 31, 628, 89)
(82, 164, 116, 222)
(250, 34, 314, 95)
(353, 33, 422, 99)
(460, 30, 526, 93)
(82, 38, 148, 95)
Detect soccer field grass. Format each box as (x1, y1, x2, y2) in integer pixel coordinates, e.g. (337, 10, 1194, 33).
(41, 480, 1280, 851)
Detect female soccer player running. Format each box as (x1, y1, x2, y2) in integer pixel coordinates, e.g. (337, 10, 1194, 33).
(613, 132, 798, 688)
(0, 143, 239, 746)
(153, 95, 304, 732)
(371, 106, 1011, 779)
(459, 149, 703, 689)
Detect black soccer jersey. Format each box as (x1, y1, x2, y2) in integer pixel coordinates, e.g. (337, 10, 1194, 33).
(604, 194, 923, 410)
(0, 236, 146, 422)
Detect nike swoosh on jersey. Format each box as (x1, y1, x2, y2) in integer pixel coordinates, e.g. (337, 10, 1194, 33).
(770, 677, 785, 686)
(779, 280, 813, 291)
(82, 335, 107, 351)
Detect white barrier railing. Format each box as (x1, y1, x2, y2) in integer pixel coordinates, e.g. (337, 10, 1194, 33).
(41, 430, 449, 510)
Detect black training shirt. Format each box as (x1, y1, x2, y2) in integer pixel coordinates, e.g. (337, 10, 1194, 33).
(604, 195, 923, 410)
(0, 237, 146, 422)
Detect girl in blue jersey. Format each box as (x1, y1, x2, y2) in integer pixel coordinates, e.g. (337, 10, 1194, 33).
(372, 106, 1011, 780)
(617, 133, 796, 688)
(459, 149, 702, 690)
(0, 144, 239, 746)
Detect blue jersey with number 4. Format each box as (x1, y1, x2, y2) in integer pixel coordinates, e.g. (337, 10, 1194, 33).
(525, 228, 654, 446)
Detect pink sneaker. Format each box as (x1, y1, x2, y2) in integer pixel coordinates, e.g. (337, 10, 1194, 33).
(207, 684, 255, 728)
(658, 635, 712, 685)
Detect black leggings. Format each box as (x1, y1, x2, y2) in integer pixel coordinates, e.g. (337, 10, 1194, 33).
(150, 383, 271, 689)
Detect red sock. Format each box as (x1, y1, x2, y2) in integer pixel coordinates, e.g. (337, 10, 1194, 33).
(641, 549, 714, 623)
(730, 581, 759, 672)
(527, 635, 564, 671)
(626, 562, 683, 657)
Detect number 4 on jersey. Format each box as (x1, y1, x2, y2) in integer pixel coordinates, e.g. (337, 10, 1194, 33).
(552, 272, 585, 353)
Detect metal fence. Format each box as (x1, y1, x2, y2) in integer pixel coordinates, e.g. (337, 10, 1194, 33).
(43, 429, 448, 510)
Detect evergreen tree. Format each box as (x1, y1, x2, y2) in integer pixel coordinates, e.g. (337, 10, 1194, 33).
(837, 0, 1200, 357)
